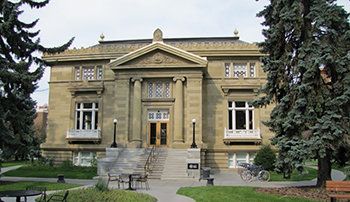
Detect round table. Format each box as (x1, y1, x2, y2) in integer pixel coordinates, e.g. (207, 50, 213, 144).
(0, 190, 42, 202)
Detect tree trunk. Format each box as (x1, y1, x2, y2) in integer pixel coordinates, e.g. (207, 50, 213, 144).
(316, 150, 332, 187)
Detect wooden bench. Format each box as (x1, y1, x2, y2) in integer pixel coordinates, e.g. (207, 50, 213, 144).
(326, 180, 350, 202)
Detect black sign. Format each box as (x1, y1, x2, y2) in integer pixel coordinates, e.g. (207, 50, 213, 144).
(187, 163, 199, 169)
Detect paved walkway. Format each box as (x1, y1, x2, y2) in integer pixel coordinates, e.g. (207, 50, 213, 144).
(0, 166, 346, 202)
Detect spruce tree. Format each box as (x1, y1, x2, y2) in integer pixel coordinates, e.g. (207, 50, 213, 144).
(0, 0, 73, 159)
(253, 0, 350, 187)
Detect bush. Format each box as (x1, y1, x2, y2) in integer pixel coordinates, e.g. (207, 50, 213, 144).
(254, 144, 276, 171)
(94, 178, 109, 192)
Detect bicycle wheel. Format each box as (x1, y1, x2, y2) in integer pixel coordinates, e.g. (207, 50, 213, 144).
(258, 170, 270, 182)
(240, 170, 253, 182)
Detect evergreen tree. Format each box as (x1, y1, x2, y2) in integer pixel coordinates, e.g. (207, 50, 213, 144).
(0, 0, 73, 160)
(253, 0, 350, 187)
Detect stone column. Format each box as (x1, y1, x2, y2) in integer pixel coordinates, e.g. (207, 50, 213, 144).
(173, 77, 185, 143)
(131, 77, 143, 147)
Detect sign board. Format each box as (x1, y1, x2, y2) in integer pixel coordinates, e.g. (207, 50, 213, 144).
(187, 163, 199, 169)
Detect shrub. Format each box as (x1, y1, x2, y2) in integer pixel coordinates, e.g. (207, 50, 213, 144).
(94, 178, 109, 192)
(254, 144, 276, 171)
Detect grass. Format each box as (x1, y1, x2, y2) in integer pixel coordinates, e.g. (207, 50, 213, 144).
(269, 167, 318, 181)
(1, 161, 26, 168)
(3, 164, 97, 179)
(177, 186, 322, 202)
(46, 188, 157, 202)
(0, 181, 82, 191)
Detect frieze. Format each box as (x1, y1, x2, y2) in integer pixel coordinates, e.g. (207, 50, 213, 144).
(43, 41, 259, 57)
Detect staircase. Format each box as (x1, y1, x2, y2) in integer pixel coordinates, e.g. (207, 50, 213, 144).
(107, 148, 188, 180)
(160, 149, 188, 180)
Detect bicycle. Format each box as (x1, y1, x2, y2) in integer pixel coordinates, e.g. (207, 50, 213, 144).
(238, 163, 270, 182)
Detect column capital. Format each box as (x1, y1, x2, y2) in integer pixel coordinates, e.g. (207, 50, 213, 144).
(173, 77, 186, 82)
(131, 77, 143, 83)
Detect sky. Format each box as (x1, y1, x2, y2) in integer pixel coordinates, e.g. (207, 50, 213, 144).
(18, 0, 350, 107)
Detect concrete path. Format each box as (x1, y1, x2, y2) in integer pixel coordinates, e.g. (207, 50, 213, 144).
(0, 166, 347, 202)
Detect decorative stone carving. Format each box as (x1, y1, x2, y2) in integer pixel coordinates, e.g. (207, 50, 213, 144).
(137, 52, 186, 65)
(153, 28, 163, 42)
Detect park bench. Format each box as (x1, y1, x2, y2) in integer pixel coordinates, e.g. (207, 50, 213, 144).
(326, 180, 350, 202)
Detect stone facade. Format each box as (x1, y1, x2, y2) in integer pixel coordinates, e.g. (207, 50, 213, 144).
(41, 29, 274, 170)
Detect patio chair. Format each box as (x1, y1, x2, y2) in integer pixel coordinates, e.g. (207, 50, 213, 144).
(25, 186, 46, 202)
(119, 174, 130, 189)
(108, 173, 121, 189)
(135, 174, 150, 190)
(47, 190, 69, 202)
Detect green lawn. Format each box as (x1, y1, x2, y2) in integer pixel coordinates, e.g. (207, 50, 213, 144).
(177, 186, 322, 202)
(0, 181, 82, 191)
(270, 167, 318, 181)
(2, 165, 97, 179)
(1, 161, 26, 168)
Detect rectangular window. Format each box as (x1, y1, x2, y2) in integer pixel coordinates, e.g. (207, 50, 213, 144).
(148, 81, 171, 98)
(233, 64, 247, 77)
(228, 152, 256, 168)
(250, 63, 255, 77)
(75, 102, 99, 130)
(73, 151, 96, 166)
(224, 63, 231, 77)
(74, 66, 102, 80)
(228, 101, 254, 130)
(224, 62, 257, 78)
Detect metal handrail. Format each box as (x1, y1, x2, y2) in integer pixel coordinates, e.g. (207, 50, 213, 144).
(144, 145, 157, 174)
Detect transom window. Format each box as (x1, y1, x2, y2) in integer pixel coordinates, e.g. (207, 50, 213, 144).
(224, 62, 256, 78)
(75, 66, 102, 80)
(75, 103, 99, 130)
(228, 101, 254, 130)
(148, 81, 171, 98)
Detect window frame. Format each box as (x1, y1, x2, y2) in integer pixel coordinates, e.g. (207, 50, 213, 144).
(75, 102, 99, 130)
(73, 151, 96, 166)
(147, 81, 171, 98)
(74, 66, 102, 80)
(228, 101, 254, 130)
(224, 62, 256, 78)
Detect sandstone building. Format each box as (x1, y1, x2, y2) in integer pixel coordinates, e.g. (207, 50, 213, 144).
(41, 29, 274, 173)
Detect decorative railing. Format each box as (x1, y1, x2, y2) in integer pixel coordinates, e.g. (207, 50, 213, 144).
(224, 128, 261, 139)
(144, 145, 157, 174)
(66, 129, 101, 139)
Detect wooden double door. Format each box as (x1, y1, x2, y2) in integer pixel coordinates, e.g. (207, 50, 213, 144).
(149, 121, 168, 147)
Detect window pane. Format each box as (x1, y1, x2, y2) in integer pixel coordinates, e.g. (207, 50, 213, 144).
(95, 112, 98, 129)
(83, 103, 93, 108)
(224, 63, 231, 77)
(75, 67, 80, 80)
(233, 64, 247, 77)
(97, 66, 102, 80)
(164, 82, 170, 98)
(95, 103, 98, 109)
(235, 111, 246, 129)
(82, 67, 95, 80)
(83, 112, 92, 129)
(249, 110, 253, 129)
(76, 111, 80, 129)
(228, 110, 233, 130)
(155, 82, 163, 98)
(228, 101, 233, 108)
(148, 83, 153, 98)
(250, 63, 255, 77)
(235, 101, 245, 108)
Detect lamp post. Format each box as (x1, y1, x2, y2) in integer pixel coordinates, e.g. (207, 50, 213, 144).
(111, 119, 117, 148)
(190, 119, 197, 148)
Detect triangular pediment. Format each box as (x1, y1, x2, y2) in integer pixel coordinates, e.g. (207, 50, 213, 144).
(108, 42, 207, 70)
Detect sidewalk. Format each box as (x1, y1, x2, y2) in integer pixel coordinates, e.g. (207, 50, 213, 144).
(0, 166, 346, 202)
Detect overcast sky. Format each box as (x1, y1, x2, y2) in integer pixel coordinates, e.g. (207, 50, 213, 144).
(19, 0, 349, 107)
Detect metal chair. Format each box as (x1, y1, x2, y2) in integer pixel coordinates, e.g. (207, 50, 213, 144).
(119, 174, 130, 189)
(25, 186, 46, 202)
(47, 190, 69, 202)
(135, 174, 150, 190)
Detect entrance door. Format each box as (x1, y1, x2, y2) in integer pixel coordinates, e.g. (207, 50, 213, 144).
(149, 122, 168, 147)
